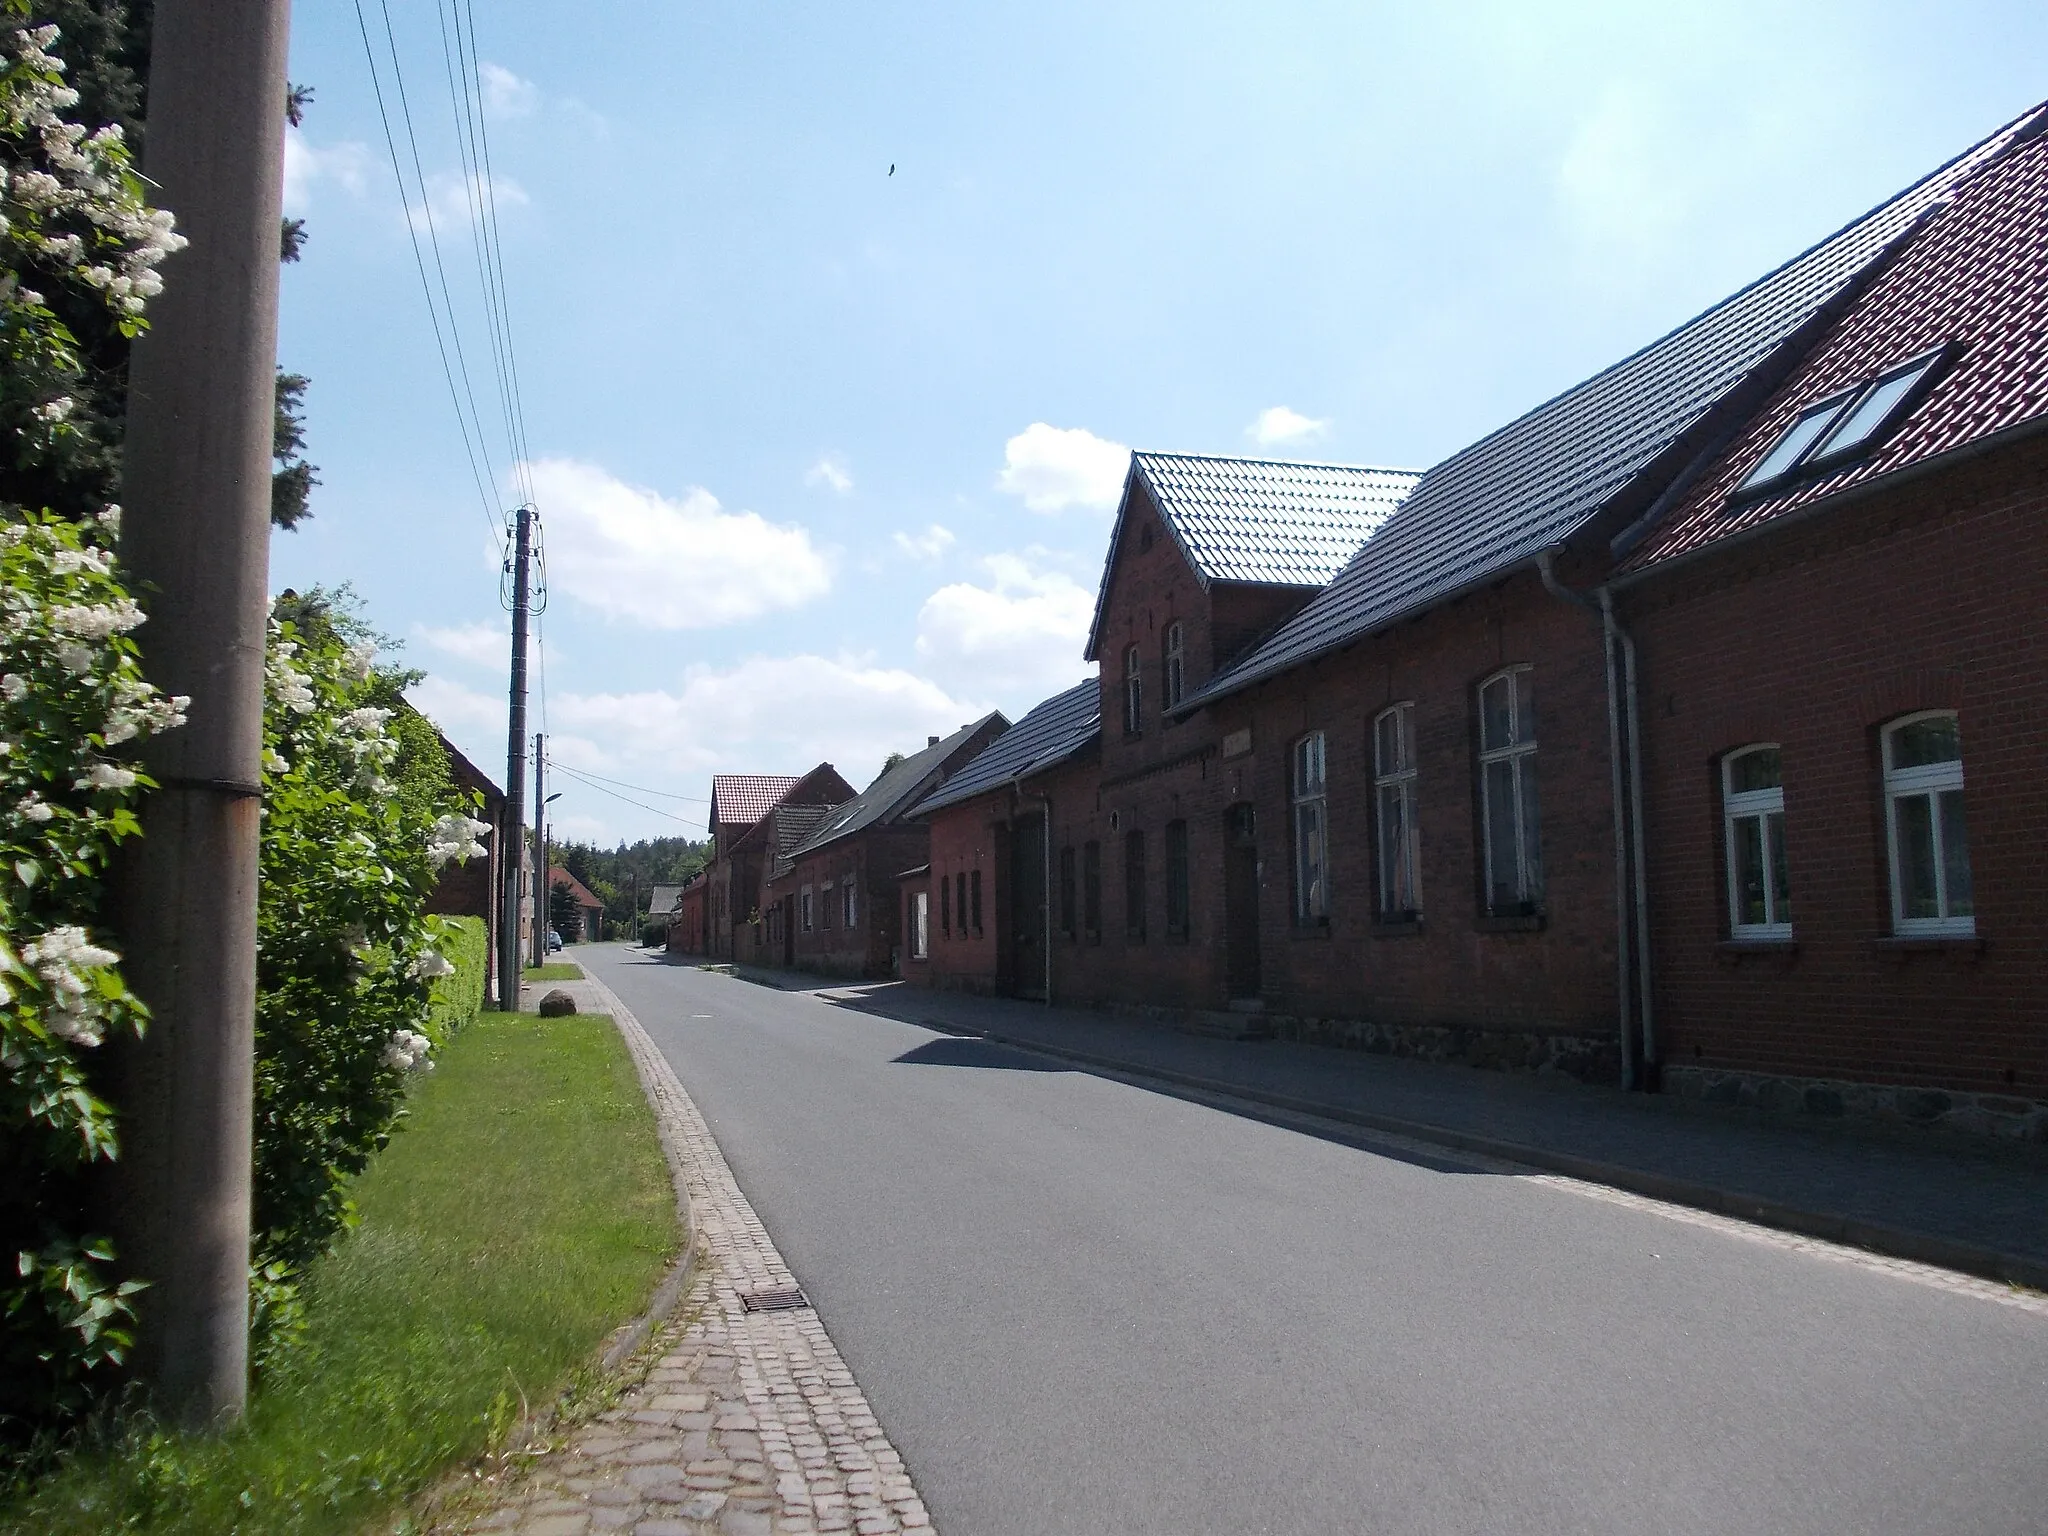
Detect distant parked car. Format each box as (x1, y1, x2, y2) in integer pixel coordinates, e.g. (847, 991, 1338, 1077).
(547, 929, 564, 953)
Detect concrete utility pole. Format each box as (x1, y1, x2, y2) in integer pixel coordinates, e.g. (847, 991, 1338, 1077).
(532, 733, 546, 963)
(498, 507, 532, 1012)
(107, 0, 293, 1429)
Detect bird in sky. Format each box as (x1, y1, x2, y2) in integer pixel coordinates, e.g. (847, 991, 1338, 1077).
(888, 164, 895, 175)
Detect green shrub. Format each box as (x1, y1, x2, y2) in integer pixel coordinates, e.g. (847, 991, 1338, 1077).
(640, 921, 667, 948)
(424, 915, 486, 1043)
(0, 11, 189, 1445)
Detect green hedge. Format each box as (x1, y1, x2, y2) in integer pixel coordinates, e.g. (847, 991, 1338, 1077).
(424, 915, 487, 1043)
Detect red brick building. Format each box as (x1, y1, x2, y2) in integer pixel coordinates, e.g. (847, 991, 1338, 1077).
(762, 715, 1008, 979)
(684, 767, 854, 962)
(903, 102, 2048, 1135)
(547, 866, 604, 944)
(418, 713, 510, 994)
(669, 872, 709, 955)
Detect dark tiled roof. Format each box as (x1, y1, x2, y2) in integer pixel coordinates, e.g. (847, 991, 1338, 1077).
(909, 680, 1100, 817)
(711, 774, 801, 829)
(1087, 453, 1418, 660)
(788, 714, 1008, 861)
(767, 804, 833, 881)
(1621, 106, 2048, 573)
(1134, 453, 1419, 586)
(1182, 109, 2033, 711)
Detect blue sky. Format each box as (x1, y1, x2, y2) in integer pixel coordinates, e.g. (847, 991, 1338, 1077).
(270, 0, 2048, 845)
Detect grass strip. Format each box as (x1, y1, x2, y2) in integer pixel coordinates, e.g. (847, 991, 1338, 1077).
(5, 1012, 677, 1536)
(522, 962, 583, 982)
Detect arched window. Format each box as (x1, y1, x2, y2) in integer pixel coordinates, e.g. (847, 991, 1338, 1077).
(1163, 622, 1185, 710)
(1123, 644, 1144, 735)
(1373, 703, 1420, 919)
(1477, 667, 1541, 913)
(1723, 746, 1790, 937)
(1883, 712, 1973, 935)
(1291, 731, 1329, 924)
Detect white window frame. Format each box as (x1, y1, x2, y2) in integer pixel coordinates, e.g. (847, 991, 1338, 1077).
(1373, 703, 1421, 919)
(800, 885, 814, 933)
(1722, 745, 1791, 939)
(1123, 644, 1144, 735)
(1883, 711, 1974, 937)
(1291, 731, 1329, 924)
(910, 891, 928, 959)
(821, 879, 835, 930)
(1163, 622, 1185, 710)
(1477, 666, 1541, 913)
(842, 879, 857, 929)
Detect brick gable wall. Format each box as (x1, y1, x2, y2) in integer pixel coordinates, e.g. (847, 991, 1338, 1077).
(1627, 429, 2048, 1103)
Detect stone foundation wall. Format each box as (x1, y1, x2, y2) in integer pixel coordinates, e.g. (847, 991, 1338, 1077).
(1266, 1013, 1620, 1084)
(1664, 1063, 2048, 1144)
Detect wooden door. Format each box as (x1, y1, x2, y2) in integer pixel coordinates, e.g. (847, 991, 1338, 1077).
(1223, 802, 1261, 1001)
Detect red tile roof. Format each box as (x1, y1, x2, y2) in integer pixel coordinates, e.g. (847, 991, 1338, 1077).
(1622, 107, 2048, 573)
(548, 867, 603, 908)
(710, 774, 802, 829)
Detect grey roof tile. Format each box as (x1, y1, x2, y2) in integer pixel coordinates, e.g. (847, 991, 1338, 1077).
(1183, 109, 2033, 712)
(909, 680, 1100, 817)
(787, 713, 1008, 860)
(1133, 453, 1420, 586)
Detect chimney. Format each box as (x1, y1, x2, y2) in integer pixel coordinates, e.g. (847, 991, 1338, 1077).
(928, 735, 940, 747)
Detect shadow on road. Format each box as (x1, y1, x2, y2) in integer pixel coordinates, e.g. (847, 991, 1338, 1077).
(891, 1036, 1069, 1072)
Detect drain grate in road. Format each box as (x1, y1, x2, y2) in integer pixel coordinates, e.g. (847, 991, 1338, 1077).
(738, 1285, 810, 1314)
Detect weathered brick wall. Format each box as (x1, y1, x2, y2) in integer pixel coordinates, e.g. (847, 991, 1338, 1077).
(1628, 430, 2048, 1103)
(1201, 568, 1621, 1053)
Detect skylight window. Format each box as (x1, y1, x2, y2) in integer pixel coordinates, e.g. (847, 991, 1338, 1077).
(1736, 345, 1948, 493)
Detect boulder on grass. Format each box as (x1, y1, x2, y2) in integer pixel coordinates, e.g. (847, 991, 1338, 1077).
(537, 988, 578, 1017)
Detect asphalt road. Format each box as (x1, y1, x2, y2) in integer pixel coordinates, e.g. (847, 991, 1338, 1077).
(586, 945, 2048, 1536)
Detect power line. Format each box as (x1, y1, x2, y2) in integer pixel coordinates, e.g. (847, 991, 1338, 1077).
(351, 0, 503, 549)
(548, 761, 707, 829)
(373, 0, 507, 511)
(544, 762, 712, 804)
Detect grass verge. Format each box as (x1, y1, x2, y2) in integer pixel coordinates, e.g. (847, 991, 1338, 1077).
(4, 1012, 677, 1536)
(522, 962, 583, 982)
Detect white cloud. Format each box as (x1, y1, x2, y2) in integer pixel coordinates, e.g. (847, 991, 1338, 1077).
(914, 551, 1095, 700)
(282, 130, 371, 216)
(892, 524, 955, 561)
(805, 455, 853, 494)
(526, 457, 832, 629)
(413, 655, 992, 843)
(1556, 83, 1688, 255)
(996, 423, 1129, 514)
(414, 620, 506, 667)
(415, 170, 530, 237)
(1249, 405, 1329, 447)
(479, 62, 538, 118)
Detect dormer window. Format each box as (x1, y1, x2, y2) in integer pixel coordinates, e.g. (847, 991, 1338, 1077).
(1737, 346, 1948, 493)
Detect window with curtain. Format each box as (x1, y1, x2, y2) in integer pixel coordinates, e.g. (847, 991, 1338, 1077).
(1292, 732, 1328, 924)
(1723, 746, 1790, 938)
(1373, 704, 1420, 919)
(1883, 712, 1973, 935)
(1477, 667, 1541, 913)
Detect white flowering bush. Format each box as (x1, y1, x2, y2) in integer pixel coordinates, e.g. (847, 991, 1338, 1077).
(0, 5, 186, 1440)
(249, 599, 487, 1361)
(0, 511, 183, 1430)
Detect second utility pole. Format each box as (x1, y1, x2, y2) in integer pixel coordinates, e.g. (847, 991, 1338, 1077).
(532, 732, 546, 964)
(497, 507, 532, 1013)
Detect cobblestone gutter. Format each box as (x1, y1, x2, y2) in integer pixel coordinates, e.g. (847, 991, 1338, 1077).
(442, 971, 933, 1536)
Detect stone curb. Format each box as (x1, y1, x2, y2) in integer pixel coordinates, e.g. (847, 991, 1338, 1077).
(807, 989, 2048, 1296)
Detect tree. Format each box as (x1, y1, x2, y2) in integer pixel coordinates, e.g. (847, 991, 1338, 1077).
(547, 879, 580, 942)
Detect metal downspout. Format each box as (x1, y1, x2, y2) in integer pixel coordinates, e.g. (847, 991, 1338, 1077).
(1607, 588, 1658, 1085)
(1537, 552, 1637, 1090)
